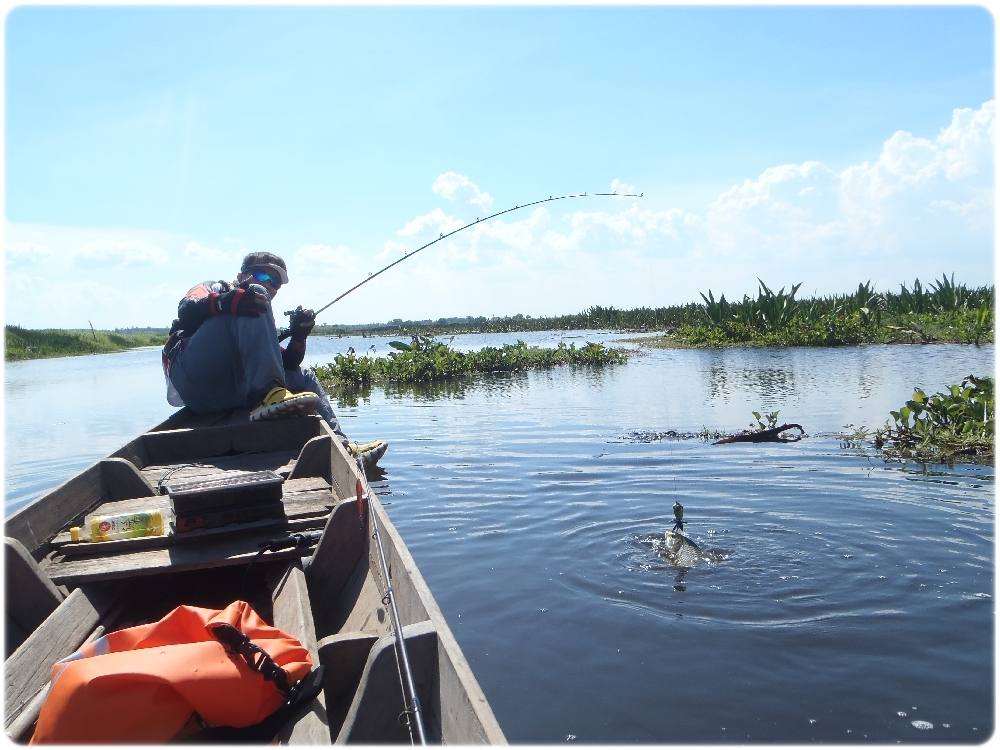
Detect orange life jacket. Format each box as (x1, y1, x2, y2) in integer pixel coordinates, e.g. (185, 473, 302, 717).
(31, 600, 313, 744)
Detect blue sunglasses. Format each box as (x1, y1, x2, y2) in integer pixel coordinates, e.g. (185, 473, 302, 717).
(250, 270, 282, 288)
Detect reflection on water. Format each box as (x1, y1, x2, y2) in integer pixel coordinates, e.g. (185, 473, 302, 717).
(336, 370, 536, 407)
(4, 338, 995, 743)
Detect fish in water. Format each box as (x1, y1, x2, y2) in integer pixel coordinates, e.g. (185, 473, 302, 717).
(661, 529, 705, 568)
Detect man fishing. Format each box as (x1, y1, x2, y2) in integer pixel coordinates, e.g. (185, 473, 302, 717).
(161, 251, 387, 469)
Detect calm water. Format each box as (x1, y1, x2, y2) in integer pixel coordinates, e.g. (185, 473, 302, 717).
(4, 335, 995, 742)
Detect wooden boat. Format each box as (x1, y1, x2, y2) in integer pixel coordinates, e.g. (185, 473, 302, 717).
(4, 408, 506, 744)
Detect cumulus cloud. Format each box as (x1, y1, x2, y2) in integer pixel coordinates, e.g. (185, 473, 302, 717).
(390, 100, 992, 311)
(184, 240, 234, 263)
(691, 100, 994, 273)
(5, 241, 55, 263)
(5, 223, 175, 270)
(75, 239, 169, 266)
(6, 101, 992, 326)
(432, 172, 494, 211)
(398, 208, 464, 238)
(610, 178, 639, 195)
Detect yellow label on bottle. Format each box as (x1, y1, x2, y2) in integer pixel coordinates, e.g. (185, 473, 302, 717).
(88, 511, 166, 542)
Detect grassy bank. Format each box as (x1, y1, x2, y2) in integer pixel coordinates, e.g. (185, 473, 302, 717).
(637, 275, 994, 348)
(315, 335, 629, 394)
(5, 326, 165, 361)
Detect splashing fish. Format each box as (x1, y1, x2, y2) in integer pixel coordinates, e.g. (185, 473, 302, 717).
(661, 529, 706, 568)
(659, 501, 727, 568)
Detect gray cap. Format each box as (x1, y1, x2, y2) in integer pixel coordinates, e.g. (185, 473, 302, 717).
(241, 252, 289, 284)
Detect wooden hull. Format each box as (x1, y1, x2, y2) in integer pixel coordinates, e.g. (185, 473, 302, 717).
(5, 409, 505, 744)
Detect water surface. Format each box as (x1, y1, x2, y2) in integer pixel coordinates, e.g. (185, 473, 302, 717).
(5, 337, 994, 742)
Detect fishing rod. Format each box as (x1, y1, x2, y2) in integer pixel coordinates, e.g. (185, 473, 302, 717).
(278, 190, 643, 338)
(368, 491, 428, 744)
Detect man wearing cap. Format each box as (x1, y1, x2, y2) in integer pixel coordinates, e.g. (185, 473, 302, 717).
(161, 252, 387, 469)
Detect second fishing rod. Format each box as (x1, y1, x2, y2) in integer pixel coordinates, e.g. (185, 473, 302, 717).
(276, 190, 642, 340)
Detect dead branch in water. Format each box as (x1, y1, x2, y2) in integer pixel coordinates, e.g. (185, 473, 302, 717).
(713, 423, 805, 445)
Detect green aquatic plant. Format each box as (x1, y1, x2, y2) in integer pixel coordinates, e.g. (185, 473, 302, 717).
(315, 336, 630, 393)
(875, 375, 994, 463)
(838, 423, 873, 450)
(750, 410, 780, 431)
(677, 274, 994, 348)
(699, 289, 731, 326)
(969, 303, 994, 347)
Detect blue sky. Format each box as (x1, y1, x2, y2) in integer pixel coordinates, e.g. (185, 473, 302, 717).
(4, 5, 995, 328)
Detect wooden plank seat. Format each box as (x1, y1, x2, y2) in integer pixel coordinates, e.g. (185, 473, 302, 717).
(132, 416, 324, 467)
(42, 528, 323, 586)
(49, 478, 335, 553)
(40, 474, 348, 586)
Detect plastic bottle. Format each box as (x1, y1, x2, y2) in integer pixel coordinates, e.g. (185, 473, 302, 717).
(70, 509, 170, 542)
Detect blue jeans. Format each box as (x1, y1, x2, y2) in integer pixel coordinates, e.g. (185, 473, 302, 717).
(168, 307, 348, 444)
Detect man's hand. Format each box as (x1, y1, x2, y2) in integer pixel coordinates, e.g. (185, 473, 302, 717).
(289, 306, 316, 341)
(217, 284, 270, 316)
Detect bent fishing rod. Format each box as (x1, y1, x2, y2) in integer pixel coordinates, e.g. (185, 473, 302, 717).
(277, 190, 642, 339)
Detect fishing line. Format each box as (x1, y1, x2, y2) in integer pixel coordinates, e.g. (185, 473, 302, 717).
(279, 190, 643, 337)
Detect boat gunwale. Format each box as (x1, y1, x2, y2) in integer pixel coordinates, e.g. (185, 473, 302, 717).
(5, 406, 506, 744)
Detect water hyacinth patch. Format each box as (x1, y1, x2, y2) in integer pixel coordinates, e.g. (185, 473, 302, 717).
(875, 375, 994, 463)
(315, 336, 630, 393)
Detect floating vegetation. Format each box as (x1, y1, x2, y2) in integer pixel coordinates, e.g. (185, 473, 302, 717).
(618, 429, 726, 443)
(621, 412, 792, 444)
(874, 375, 994, 464)
(749, 410, 781, 431)
(315, 335, 630, 393)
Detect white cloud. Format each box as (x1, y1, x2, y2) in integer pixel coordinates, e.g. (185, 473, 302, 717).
(183, 240, 234, 263)
(4, 241, 55, 262)
(398, 208, 464, 238)
(294, 243, 357, 269)
(5, 223, 174, 268)
(394, 100, 992, 310)
(4, 101, 992, 327)
(432, 172, 494, 211)
(610, 178, 638, 196)
(75, 239, 169, 266)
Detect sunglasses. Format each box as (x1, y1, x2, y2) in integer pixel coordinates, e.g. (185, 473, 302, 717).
(250, 270, 282, 288)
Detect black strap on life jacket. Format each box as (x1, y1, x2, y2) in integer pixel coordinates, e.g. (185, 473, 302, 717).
(183, 622, 326, 743)
(209, 622, 293, 694)
(178, 665, 326, 744)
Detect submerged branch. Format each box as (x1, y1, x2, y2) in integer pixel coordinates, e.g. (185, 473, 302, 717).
(713, 423, 805, 445)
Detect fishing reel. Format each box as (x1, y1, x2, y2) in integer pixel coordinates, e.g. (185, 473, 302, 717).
(277, 306, 316, 342)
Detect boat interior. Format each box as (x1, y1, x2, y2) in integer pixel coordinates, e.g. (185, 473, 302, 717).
(5, 410, 502, 744)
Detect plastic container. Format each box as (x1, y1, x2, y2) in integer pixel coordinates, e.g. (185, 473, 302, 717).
(70, 509, 171, 543)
